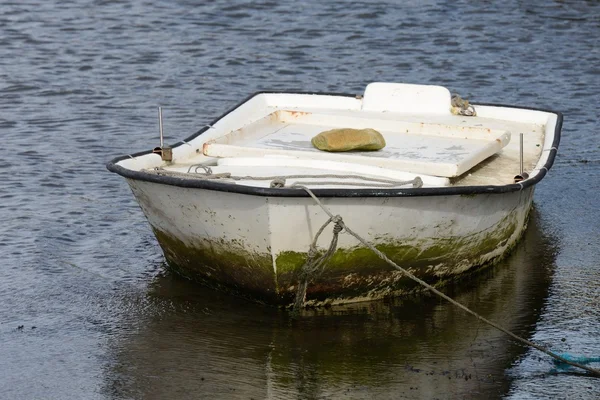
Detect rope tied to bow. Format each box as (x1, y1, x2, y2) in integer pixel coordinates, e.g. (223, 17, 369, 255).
(451, 93, 477, 117)
(292, 214, 344, 312)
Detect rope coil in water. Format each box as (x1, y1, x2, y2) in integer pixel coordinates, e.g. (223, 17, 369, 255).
(291, 184, 600, 378)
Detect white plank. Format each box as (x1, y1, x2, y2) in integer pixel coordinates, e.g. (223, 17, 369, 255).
(203, 138, 508, 178)
(216, 157, 450, 187)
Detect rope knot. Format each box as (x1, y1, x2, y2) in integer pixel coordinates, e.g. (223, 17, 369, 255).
(332, 215, 344, 234)
(270, 178, 286, 188)
(306, 245, 318, 260)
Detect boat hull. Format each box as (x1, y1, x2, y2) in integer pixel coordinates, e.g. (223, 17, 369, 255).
(127, 178, 535, 306)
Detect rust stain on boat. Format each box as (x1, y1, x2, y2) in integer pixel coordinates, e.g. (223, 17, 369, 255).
(202, 142, 210, 156)
(286, 110, 311, 118)
(269, 110, 282, 123)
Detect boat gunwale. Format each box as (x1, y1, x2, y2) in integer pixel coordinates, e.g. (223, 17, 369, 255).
(106, 90, 563, 198)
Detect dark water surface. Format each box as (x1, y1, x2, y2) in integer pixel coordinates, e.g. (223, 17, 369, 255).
(1, 0, 599, 398)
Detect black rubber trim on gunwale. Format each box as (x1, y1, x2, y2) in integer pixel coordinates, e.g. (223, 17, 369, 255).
(106, 91, 563, 198)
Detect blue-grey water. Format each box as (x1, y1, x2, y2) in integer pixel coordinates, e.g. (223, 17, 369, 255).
(1, 0, 599, 399)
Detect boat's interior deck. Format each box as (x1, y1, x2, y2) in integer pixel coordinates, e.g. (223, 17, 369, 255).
(154, 106, 546, 189)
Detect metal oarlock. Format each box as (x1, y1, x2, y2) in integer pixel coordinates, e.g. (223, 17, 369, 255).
(514, 133, 529, 183)
(153, 106, 173, 162)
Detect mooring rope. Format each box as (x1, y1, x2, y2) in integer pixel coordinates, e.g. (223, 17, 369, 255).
(292, 183, 600, 377)
(451, 94, 477, 117)
(293, 215, 344, 311)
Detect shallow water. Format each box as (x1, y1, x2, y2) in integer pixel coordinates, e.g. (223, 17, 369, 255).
(1, 0, 599, 398)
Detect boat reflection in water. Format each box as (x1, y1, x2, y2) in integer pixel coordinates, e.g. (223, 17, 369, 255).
(104, 209, 557, 399)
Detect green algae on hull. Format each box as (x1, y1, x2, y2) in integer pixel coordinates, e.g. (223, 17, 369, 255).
(150, 207, 524, 307)
(152, 229, 277, 303)
(274, 217, 520, 305)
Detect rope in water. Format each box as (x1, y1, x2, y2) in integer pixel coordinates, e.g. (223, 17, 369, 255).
(291, 183, 600, 377)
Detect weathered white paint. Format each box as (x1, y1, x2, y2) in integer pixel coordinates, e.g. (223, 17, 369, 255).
(362, 82, 452, 114)
(267, 191, 530, 258)
(110, 82, 560, 305)
(126, 175, 534, 304)
(127, 179, 272, 254)
(119, 84, 554, 188)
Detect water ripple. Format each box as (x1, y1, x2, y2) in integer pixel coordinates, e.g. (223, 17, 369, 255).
(1, 0, 599, 398)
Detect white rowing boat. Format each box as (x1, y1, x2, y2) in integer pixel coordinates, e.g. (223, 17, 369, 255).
(107, 82, 561, 306)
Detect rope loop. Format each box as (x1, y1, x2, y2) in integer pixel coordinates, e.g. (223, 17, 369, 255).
(292, 214, 345, 313)
(196, 165, 213, 174)
(187, 164, 212, 174)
